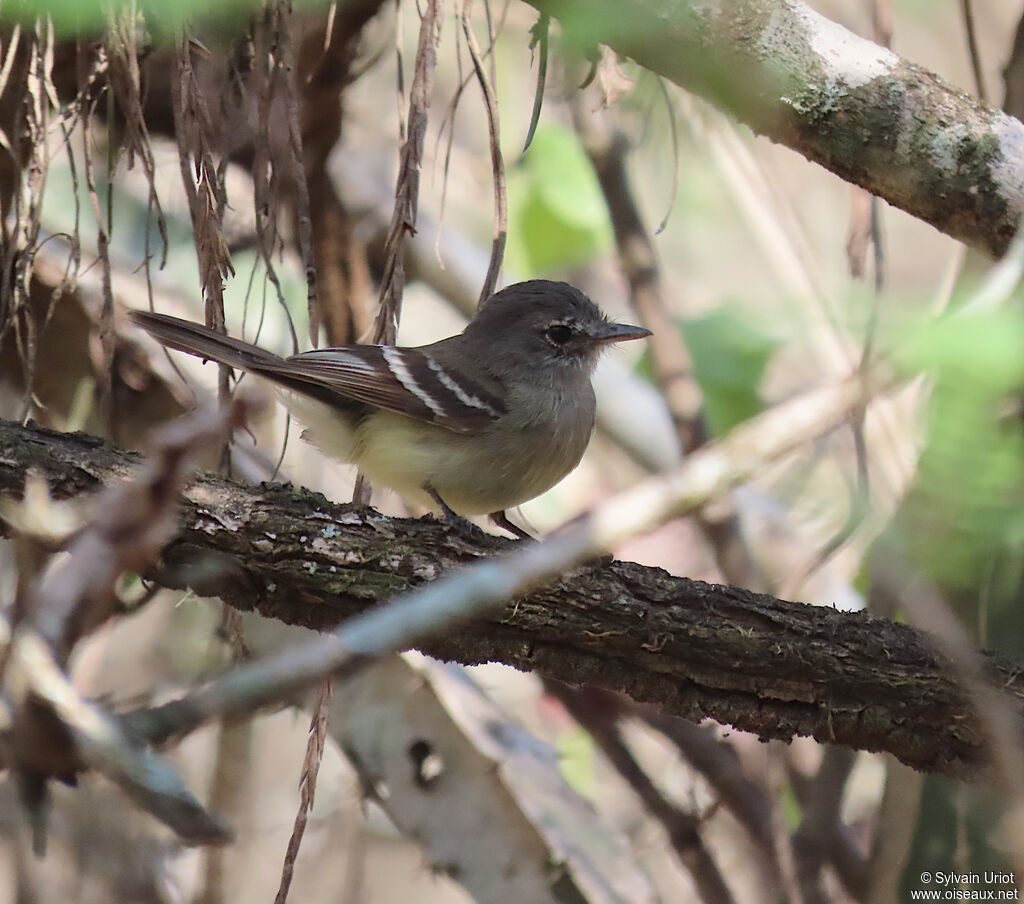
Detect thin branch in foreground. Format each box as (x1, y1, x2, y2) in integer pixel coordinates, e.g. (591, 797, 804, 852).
(3, 624, 233, 847)
(1, 396, 261, 846)
(119, 368, 887, 749)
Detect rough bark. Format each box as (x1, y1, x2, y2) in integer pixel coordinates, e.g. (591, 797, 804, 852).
(2, 418, 1023, 780)
(527, 0, 1024, 257)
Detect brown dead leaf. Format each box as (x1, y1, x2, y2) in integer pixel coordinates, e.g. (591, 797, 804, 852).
(593, 47, 634, 110)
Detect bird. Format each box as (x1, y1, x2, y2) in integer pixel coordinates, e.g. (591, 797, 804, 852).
(129, 280, 651, 538)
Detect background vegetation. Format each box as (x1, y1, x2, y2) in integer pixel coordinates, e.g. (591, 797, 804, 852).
(0, 1, 1023, 902)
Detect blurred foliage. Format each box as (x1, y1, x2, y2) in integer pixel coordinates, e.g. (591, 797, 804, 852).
(507, 125, 613, 275)
(540, 0, 661, 55)
(0, 0, 319, 37)
(2, 0, 1020, 897)
(877, 303, 1024, 889)
(885, 307, 1024, 628)
(904, 778, 1011, 898)
(681, 307, 780, 436)
(634, 306, 779, 436)
(556, 726, 597, 799)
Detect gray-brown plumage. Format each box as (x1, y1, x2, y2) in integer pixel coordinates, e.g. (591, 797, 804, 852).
(130, 281, 650, 537)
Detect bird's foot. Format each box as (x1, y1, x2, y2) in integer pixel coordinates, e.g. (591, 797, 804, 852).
(425, 486, 490, 540)
(489, 510, 535, 541)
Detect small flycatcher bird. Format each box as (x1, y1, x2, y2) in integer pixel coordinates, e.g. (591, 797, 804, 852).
(130, 280, 650, 538)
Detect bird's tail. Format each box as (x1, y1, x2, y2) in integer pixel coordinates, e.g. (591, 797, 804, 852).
(129, 310, 285, 373)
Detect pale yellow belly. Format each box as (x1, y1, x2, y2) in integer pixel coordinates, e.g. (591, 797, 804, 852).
(352, 411, 583, 514)
(284, 392, 588, 514)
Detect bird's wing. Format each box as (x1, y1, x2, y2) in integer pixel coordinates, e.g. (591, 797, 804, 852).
(277, 345, 505, 433)
(128, 311, 502, 434)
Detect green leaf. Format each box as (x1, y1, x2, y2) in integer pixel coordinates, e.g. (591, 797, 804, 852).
(507, 125, 611, 276)
(682, 307, 780, 435)
(515, 190, 605, 274)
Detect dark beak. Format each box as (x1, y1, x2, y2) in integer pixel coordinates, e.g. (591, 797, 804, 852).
(589, 321, 652, 344)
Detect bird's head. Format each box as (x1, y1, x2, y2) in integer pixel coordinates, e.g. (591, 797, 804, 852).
(465, 280, 651, 374)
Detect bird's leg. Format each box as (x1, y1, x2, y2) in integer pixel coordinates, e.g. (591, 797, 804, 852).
(424, 485, 486, 537)
(489, 510, 534, 541)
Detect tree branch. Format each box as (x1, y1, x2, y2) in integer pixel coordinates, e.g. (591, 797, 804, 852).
(2, 418, 1023, 780)
(527, 0, 1024, 257)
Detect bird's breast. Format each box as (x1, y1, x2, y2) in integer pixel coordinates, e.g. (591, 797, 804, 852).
(353, 383, 595, 515)
(285, 377, 596, 516)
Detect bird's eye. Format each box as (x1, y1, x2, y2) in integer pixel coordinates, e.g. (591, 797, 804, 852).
(546, 324, 573, 345)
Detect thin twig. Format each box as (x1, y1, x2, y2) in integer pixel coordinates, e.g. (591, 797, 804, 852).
(354, 0, 441, 506)
(374, 0, 441, 343)
(274, 679, 333, 904)
(434, 0, 509, 263)
(250, 17, 301, 355)
(1, 397, 261, 846)
(551, 683, 737, 904)
(654, 77, 679, 235)
(169, 34, 235, 420)
(271, 0, 319, 346)
(106, 3, 169, 272)
(462, 4, 506, 304)
(522, 12, 548, 153)
(959, 0, 988, 103)
(646, 712, 786, 888)
(80, 47, 115, 434)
